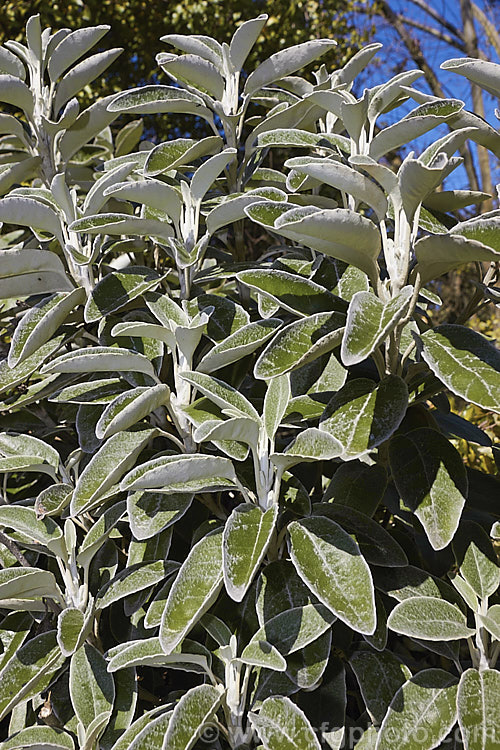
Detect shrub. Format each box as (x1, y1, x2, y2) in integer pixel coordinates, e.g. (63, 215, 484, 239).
(0, 14, 499, 750)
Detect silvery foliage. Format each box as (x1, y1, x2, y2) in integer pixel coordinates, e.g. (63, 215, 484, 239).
(0, 13, 498, 750)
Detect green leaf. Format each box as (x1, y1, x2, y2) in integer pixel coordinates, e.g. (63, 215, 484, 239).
(111, 707, 171, 750)
(246, 603, 334, 661)
(256, 560, 315, 626)
(128, 491, 193, 541)
(288, 516, 376, 634)
(271, 428, 343, 471)
(223, 504, 277, 602)
(255, 312, 345, 380)
(0, 631, 65, 721)
(144, 136, 222, 176)
(264, 374, 290, 441)
(322, 461, 387, 517)
(54, 47, 122, 112)
(197, 319, 281, 374)
(8, 288, 85, 367)
(246, 205, 381, 284)
(205, 188, 287, 234)
(256, 129, 349, 153)
(84, 267, 163, 323)
(457, 668, 500, 750)
(95, 384, 170, 439)
(0, 726, 75, 750)
(419, 325, 500, 413)
(48, 25, 111, 80)
(286, 629, 331, 690)
(0, 567, 60, 601)
(479, 604, 500, 642)
(441, 57, 500, 98)
(350, 648, 411, 725)
(377, 669, 458, 750)
(121, 453, 238, 494)
(373, 565, 466, 609)
(341, 288, 412, 366)
(240, 639, 287, 672)
(162, 684, 223, 750)
(160, 529, 224, 654)
(180, 370, 260, 421)
(57, 607, 87, 657)
(286, 157, 387, 221)
(71, 429, 155, 515)
(389, 427, 467, 550)
(369, 100, 464, 159)
(108, 84, 210, 117)
(106, 637, 208, 673)
(100, 666, 137, 750)
(320, 377, 408, 460)
(0, 505, 65, 558)
(0, 431, 60, 469)
(414, 233, 500, 285)
(97, 560, 176, 610)
(76, 501, 126, 568)
(244, 39, 336, 97)
(0, 336, 64, 396)
(42, 346, 157, 380)
(236, 269, 347, 317)
(35, 483, 72, 518)
(453, 521, 500, 600)
(69, 213, 173, 241)
(387, 596, 475, 641)
(0, 75, 34, 115)
(70, 644, 115, 738)
(312, 504, 408, 567)
(249, 695, 322, 750)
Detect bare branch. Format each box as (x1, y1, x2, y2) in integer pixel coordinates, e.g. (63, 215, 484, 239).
(399, 16, 467, 52)
(472, 2, 500, 60)
(374, 0, 481, 192)
(0, 530, 30, 567)
(407, 0, 465, 42)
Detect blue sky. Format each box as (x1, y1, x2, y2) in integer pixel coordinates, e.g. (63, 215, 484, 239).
(348, 0, 500, 192)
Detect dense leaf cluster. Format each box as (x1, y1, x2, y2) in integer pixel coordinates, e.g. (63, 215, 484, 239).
(0, 14, 499, 750)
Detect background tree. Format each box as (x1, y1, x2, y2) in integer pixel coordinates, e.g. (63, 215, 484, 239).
(0, 0, 372, 140)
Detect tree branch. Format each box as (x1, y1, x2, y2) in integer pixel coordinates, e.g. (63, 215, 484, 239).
(374, 0, 481, 192)
(406, 0, 465, 42)
(399, 15, 467, 52)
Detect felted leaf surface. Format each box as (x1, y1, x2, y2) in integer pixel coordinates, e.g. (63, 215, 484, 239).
(419, 325, 500, 413)
(341, 287, 413, 366)
(161, 684, 223, 750)
(320, 377, 408, 460)
(389, 427, 467, 550)
(223, 504, 277, 602)
(84, 267, 163, 323)
(387, 596, 475, 641)
(160, 529, 224, 653)
(249, 695, 322, 750)
(288, 516, 376, 634)
(71, 429, 155, 514)
(376, 669, 458, 750)
(457, 668, 500, 750)
(350, 649, 411, 725)
(255, 312, 345, 379)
